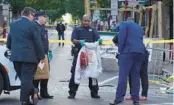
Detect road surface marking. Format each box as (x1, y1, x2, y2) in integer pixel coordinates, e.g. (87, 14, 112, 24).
(98, 76, 119, 86)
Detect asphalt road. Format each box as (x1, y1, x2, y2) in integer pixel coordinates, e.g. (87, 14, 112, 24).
(0, 27, 173, 105)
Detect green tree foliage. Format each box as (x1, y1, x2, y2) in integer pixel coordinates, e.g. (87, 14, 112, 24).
(96, 0, 110, 8)
(48, 0, 66, 20)
(29, 0, 66, 21)
(66, 0, 84, 20)
(6, 0, 66, 20)
(5, 0, 113, 21)
(7, 0, 27, 18)
(96, 0, 110, 21)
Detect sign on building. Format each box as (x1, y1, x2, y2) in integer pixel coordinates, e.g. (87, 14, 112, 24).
(2, 4, 9, 16)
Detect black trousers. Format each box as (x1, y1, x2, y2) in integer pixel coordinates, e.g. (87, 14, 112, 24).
(33, 57, 50, 96)
(68, 56, 99, 96)
(33, 79, 49, 95)
(129, 53, 149, 97)
(13, 61, 37, 102)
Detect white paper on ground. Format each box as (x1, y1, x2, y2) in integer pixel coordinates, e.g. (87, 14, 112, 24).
(38, 62, 45, 70)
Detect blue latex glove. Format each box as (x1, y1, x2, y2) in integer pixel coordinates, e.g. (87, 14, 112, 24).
(48, 51, 53, 61)
(79, 40, 85, 46)
(98, 38, 103, 45)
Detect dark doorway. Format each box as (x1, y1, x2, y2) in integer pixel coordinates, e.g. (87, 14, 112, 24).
(169, 0, 173, 39)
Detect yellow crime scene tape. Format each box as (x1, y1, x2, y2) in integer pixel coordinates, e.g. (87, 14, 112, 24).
(126, 80, 161, 87)
(127, 80, 161, 88)
(0, 26, 54, 31)
(127, 81, 160, 88)
(0, 38, 173, 85)
(0, 39, 174, 44)
(148, 75, 174, 85)
(166, 75, 174, 83)
(49, 39, 174, 44)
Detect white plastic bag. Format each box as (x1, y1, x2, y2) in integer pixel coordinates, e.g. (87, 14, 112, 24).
(74, 42, 102, 84)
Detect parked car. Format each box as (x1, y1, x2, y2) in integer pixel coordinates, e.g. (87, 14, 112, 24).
(0, 45, 20, 96)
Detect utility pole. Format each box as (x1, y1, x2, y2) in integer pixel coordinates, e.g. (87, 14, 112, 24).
(158, 1, 162, 39)
(84, 0, 90, 15)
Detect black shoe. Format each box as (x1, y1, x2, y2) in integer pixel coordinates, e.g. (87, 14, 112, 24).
(28, 102, 34, 105)
(22, 102, 33, 105)
(133, 101, 140, 105)
(109, 100, 123, 105)
(40, 87, 54, 99)
(41, 94, 54, 99)
(91, 94, 100, 99)
(21, 102, 28, 105)
(68, 95, 75, 99)
(40, 89, 54, 99)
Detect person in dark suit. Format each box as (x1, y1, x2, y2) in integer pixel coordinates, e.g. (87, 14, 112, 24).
(33, 10, 53, 99)
(113, 34, 149, 101)
(56, 21, 66, 46)
(110, 17, 146, 105)
(6, 7, 45, 105)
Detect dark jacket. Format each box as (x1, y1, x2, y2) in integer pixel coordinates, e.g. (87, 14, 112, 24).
(118, 21, 146, 54)
(56, 23, 65, 34)
(35, 22, 49, 54)
(6, 17, 45, 63)
(112, 34, 118, 45)
(71, 26, 99, 55)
